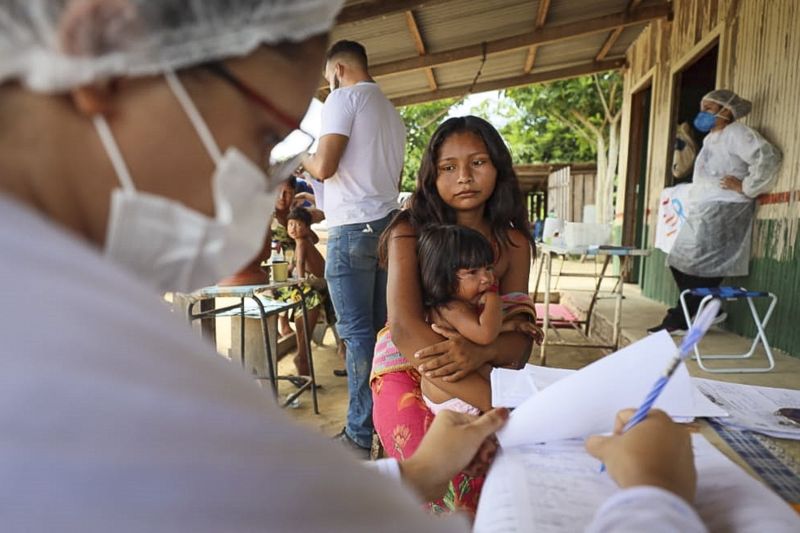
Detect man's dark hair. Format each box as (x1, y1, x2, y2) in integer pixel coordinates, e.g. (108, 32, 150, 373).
(326, 40, 368, 69)
(417, 225, 495, 308)
(287, 206, 312, 227)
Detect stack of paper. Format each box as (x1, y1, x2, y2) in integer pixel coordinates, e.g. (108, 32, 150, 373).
(492, 331, 728, 447)
(692, 378, 800, 440)
(476, 332, 800, 531)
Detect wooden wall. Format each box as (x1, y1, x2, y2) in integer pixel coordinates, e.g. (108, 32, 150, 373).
(616, 0, 800, 356)
(547, 166, 597, 222)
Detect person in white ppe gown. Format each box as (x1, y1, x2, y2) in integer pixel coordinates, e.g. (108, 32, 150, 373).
(649, 89, 782, 334)
(0, 1, 711, 531)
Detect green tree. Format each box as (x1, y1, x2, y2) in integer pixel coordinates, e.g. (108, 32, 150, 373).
(497, 97, 595, 163)
(501, 71, 623, 222)
(398, 97, 458, 191)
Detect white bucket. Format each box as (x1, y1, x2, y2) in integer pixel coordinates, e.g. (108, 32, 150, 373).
(542, 218, 564, 244)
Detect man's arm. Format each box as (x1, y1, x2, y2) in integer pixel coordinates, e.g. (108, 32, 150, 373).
(302, 134, 348, 181)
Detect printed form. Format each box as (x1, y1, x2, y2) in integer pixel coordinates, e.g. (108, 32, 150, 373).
(475, 435, 800, 533)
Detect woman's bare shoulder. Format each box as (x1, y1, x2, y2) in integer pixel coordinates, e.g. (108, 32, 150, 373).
(388, 218, 417, 237)
(504, 229, 532, 258)
(507, 228, 531, 246)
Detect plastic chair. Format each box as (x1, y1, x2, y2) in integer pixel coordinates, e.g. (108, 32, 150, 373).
(680, 287, 777, 373)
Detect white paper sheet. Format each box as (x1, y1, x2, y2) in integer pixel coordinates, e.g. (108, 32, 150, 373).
(497, 331, 697, 447)
(474, 434, 800, 533)
(693, 378, 800, 439)
(491, 367, 538, 408)
(491, 365, 728, 421)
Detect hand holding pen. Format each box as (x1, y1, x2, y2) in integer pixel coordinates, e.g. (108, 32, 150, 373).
(586, 408, 698, 503)
(623, 299, 722, 432)
(597, 299, 721, 476)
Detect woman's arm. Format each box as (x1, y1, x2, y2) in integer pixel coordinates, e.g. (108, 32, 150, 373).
(434, 294, 502, 346)
(386, 222, 493, 412)
(728, 124, 782, 198)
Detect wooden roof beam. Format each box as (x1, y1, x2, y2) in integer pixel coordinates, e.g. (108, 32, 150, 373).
(595, 27, 624, 61)
(524, 0, 552, 73)
(336, 0, 449, 25)
(371, 2, 670, 77)
(391, 58, 626, 107)
(404, 10, 438, 90)
(595, 0, 646, 63)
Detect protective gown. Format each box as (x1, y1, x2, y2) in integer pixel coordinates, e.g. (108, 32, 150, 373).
(668, 122, 781, 277)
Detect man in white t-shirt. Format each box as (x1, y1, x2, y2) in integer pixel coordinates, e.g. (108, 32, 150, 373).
(303, 40, 406, 456)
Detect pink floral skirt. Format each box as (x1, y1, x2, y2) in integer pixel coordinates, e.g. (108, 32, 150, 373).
(371, 368, 484, 516)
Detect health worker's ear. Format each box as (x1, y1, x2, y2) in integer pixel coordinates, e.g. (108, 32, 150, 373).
(57, 0, 140, 116)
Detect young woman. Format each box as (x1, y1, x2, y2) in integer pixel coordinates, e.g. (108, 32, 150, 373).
(373, 116, 538, 514)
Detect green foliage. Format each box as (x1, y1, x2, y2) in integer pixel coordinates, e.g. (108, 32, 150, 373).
(396, 72, 622, 189)
(499, 71, 622, 164)
(398, 97, 458, 191)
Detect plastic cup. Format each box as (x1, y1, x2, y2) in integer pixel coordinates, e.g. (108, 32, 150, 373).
(272, 261, 288, 282)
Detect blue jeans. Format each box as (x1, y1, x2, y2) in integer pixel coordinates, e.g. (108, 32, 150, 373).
(326, 211, 396, 448)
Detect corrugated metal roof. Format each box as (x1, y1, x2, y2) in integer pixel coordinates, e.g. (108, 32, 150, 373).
(328, 0, 671, 105)
(417, 0, 538, 52)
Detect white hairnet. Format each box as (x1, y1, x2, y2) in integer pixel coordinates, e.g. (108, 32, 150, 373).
(0, 0, 344, 93)
(702, 89, 752, 119)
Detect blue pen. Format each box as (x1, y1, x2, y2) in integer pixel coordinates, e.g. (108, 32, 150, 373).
(600, 299, 721, 472)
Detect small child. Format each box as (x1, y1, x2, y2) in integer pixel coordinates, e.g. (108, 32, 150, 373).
(416, 225, 504, 416)
(274, 207, 326, 376)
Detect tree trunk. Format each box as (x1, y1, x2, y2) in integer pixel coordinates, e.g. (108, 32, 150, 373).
(604, 117, 620, 224)
(595, 135, 609, 223)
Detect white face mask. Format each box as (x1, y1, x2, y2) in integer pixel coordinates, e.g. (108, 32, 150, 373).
(95, 70, 279, 293)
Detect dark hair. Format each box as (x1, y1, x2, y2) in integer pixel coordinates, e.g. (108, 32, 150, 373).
(418, 225, 495, 308)
(379, 116, 532, 264)
(326, 40, 368, 69)
(287, 206, 312, 227)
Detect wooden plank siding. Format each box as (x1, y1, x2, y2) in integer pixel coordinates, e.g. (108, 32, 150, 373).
(616, 0, 800, 356)
(547, 167, 597, 222)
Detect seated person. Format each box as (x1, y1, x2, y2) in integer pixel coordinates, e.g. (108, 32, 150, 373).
(274, 207, 326, 376)
(269, 176, 324, 336)
(218, 177, 323, 287)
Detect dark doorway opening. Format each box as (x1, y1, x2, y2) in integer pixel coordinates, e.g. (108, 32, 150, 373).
(622, 83, 652, 284)
(670, 43, 719, 185)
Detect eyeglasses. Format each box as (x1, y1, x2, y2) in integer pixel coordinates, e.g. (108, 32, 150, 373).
(204, 62, 315, 185)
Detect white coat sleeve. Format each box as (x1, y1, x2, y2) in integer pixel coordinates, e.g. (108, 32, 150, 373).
(729, 125, 782, 198)
(586, 487, 707, 533)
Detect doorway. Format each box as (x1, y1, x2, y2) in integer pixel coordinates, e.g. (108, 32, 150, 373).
(669, 43, 719, 185)
(622, 83, 652, 283)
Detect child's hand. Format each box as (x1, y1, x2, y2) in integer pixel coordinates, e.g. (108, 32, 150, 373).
(515, 321, 544, 344)
(479, 290, 500, 306)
